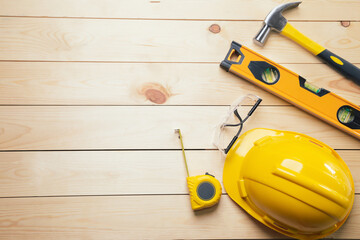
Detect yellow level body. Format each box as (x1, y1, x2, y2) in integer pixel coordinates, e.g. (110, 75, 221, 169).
(221, 42, 360, 140)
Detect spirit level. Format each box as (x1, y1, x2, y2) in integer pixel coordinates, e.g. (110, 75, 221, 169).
(221, 41, 360, 139)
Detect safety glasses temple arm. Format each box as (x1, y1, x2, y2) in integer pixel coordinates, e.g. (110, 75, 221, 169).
(248, 99, 262, 116)
(224, 98, 262, 154)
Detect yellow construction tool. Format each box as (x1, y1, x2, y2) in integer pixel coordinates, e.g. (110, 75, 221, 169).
(254, 1, 360, 86)
(221, 41, 360, 139)
(175, 129, 221, 211)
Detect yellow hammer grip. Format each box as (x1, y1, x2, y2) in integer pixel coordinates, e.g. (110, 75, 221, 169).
(281, 23, 325, 55)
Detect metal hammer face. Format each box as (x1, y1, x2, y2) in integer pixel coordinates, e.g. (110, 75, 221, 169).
(254, 1, 302, 46)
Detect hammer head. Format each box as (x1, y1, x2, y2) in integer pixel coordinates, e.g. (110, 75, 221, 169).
(254, 1, 302, 46)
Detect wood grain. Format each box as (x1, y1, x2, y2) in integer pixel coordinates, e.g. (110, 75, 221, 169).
(0, 0, 359, 21)
(0, 195, 359, 239)
(0, 62, 359, 105)
(0, 150, 358, 197)
(1, 106, 359, 150)
(0, 18, 359, 63)
(0, 3, 359, 240)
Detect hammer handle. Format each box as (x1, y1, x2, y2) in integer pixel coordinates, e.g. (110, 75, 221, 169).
(281, 23, 360, 86)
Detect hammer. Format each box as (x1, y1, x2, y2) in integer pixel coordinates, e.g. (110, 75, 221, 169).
(254, 1, 360, 86)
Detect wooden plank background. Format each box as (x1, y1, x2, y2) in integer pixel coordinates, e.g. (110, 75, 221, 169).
(0, 0, 359, 239)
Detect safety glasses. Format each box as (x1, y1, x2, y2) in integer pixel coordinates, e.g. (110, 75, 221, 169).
(213, 94, 262, 154)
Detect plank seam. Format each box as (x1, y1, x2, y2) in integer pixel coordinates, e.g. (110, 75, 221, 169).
(1, 15, 360, 22)
(0, 149, 358, 152)
(0, 193, 226, 199)
(0, 192, 358, 199)
(0, 102, 357, 106)
(0, 60, 359, 64)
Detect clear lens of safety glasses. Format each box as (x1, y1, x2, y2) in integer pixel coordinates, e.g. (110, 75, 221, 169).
(213, 94, 262, 155)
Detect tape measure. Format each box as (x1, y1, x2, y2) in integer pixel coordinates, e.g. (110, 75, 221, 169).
(221, 41, 360, 139)
(175, 129, 221, 211)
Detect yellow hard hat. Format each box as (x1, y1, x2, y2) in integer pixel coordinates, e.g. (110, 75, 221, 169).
(223, 128, 354, 240)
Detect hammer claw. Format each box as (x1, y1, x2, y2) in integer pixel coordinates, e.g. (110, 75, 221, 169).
(254, 1, 302, 46)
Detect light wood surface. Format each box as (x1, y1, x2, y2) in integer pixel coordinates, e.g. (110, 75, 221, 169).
(1, 106, 360, 150)
(0, 0, 359, 21)
(0, 1, 359, 239)
(0, 62, 359, 105)
(0, 18, 359, 63)
(0, 150, 358, 197)
(0, 195, 359, 239)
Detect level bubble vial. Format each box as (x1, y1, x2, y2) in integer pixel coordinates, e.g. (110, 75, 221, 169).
(261, 67, 279, 84)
